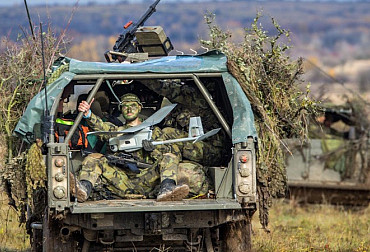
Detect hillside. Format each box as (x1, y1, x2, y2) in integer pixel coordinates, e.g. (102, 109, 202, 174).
(1, 0, 369, 100)
(1, 1, 369, 57)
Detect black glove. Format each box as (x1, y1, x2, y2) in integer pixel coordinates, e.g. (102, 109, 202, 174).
(142, 139, 155, 152)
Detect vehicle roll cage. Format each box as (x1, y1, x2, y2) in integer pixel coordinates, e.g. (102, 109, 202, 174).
(52, 73, 232, 146)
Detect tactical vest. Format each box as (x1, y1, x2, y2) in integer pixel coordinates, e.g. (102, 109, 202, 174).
(54, 118, 89, 149)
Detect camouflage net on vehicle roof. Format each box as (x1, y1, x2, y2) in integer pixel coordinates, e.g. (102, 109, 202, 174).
(201, 12, 318, 229)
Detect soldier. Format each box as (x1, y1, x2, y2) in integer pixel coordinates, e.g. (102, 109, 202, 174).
(141, 79, 229, 166)
(71, 93, 190, 202)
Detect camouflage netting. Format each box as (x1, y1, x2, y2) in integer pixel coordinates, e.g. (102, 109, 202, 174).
(200, 13, 318, 229)
(25, 140, 47, 204)
(0, 24, 66, 221)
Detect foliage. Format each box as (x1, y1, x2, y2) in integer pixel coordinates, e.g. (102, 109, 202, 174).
(0, 25, 57, 158)
(25, 140, 47, 203)
(201, 12, 318, 229)
(0, 24, 66, 220)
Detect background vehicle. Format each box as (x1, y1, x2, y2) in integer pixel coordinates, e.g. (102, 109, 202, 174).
(285, 105, 370, 206)
(15, 51, 258, 251)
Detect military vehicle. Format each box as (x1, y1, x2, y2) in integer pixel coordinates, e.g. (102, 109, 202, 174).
(14, 50, 258, 251)
(285, 105, 370, 206)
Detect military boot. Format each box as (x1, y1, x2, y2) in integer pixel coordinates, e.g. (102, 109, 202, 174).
(69, 172, 92, 203)
(157, 178, 189, 202)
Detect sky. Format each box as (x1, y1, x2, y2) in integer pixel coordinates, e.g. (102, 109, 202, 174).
(0, 0, 366, 7)
(1, 0, 215, 7)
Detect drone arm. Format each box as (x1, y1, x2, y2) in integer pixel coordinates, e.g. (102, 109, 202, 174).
(152, 137, 197, 146)
(151, 128, 220, 146)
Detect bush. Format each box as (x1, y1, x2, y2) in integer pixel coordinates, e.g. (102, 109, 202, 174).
(201, 12, 318, 229)
(0, 24, 66, 218)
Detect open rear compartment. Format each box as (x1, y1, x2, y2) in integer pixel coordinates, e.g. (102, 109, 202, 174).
(58, 74, 234, 200)
(43, 72, 257, 251)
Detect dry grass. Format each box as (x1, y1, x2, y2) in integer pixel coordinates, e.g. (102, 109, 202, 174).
(252, 199, 370, 251)
(1, 195, 368, 251)
(0, 193, 29, 252)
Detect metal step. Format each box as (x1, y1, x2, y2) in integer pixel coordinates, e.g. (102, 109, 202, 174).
(70, 198, 242, 214)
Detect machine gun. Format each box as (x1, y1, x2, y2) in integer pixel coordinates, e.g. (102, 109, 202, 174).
(105, 153, 152, 174)
(104, 0, 173, 63)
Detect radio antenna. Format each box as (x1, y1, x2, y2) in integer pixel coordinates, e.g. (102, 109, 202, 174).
(40, 23, 48, 113)
(24, 0, 35, 40)
(40, 23, 52, 145)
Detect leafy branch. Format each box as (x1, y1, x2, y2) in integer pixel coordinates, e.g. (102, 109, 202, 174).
(201, 12, 318, 229)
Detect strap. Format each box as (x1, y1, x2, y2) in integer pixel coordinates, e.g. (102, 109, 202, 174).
(106, 80, 122, 105)
(56, 118, 74, 126)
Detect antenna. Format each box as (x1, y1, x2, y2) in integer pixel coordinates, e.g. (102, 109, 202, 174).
(40, 23, 47, 111)
(40, 23, 53, 145)
(24, 0, 35, 40)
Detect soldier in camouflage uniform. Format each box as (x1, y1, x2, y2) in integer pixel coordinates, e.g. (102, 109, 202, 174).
(71, 93, 190, 202)
(141, 79, 228, 167)
(155, 126, 211, 197)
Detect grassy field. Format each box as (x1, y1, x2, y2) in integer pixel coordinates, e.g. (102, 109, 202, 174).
(252, 199, 370, 251)
(0, 193, 369, 251)
(0, 193, 29, 252)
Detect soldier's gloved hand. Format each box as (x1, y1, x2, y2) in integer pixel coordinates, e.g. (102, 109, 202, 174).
(142, 139, 155, 152)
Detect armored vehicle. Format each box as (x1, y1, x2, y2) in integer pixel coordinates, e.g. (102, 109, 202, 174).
(15, 50, 258, 251)
(285, 105, 370, 205)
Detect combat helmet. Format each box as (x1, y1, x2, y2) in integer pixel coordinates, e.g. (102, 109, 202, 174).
(120, 93, 143, 107)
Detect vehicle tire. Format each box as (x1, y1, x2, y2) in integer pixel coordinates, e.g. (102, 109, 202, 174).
(220, 219, 252, 252)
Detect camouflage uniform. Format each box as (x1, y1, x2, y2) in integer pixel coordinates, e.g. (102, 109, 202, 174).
(177, 161, 209, 196)
(78, 90, 210, 199)
(79, 152, 159, 198)
(79, 109, 183, 198)
(156, 127, 210, 195)
(141, 79, 228, 166)
(141, 80, 219, 130)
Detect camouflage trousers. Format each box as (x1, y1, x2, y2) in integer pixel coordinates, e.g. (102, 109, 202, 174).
(177, 161, 209, 196)
(78, 126, 210, 199)
(79, 152, 181, 198)
(79, 154, 209, 198)
(155, 127, 214, 195)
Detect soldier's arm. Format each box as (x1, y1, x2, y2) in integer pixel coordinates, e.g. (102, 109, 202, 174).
(85, 112, 120, 132)
(85, 113, 132, 142)
(79, 99, 128, 132)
